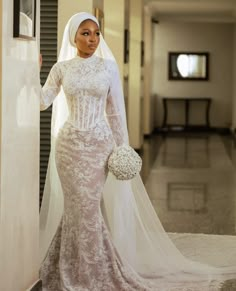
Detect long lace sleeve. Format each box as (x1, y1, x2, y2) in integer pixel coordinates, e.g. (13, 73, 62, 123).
(105, 62, 128, 146)
(40, 64, 62, 111)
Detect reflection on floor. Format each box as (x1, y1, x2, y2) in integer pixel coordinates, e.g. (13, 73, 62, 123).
(141, 132, 236, 269)
(142, 132, 236, 236)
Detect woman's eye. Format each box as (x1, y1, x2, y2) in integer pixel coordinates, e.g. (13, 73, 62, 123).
(82, 32, 89, 36)
(96, 32, 100, 36)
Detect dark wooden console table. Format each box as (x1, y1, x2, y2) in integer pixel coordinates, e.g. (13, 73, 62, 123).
(162, 97, 212, 130)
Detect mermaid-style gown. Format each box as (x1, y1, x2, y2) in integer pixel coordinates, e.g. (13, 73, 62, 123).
(40, 54, 152, 290)
(39, 55, 233, 290)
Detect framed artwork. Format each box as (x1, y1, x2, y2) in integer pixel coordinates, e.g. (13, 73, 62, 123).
(168, 52, 209, 81)
(94, 7, 104, 36)
(13, 0, 36, 39)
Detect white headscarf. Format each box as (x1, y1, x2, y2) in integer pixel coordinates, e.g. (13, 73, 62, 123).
(40, 12, 236, 288)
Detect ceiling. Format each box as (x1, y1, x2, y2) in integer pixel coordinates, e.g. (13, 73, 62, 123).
(144, 0, 236, 23)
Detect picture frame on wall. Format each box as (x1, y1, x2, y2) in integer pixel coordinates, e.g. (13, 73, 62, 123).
(94, 7, 104, 36)
(13, 0, 36, 39)
(168, 52, 209, 81)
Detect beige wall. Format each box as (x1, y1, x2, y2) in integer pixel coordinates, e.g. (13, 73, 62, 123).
(93, 0, 103, 11)
(57, 0, 93, 53)
(0, 0, 40, 290)
(143, 6, 154, 135)
(128, 0, 143, 149)
(152, 21, 234, 128)
(232, 24, 236, 131)
(103, 0, 125, 78)
(232, 24, 236, 232)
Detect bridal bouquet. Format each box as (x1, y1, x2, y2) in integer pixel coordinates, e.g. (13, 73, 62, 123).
(108, 145, 142, 180)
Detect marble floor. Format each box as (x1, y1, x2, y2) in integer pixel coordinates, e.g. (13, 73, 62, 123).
(140, 132, 236, 272)
(141, 132, 236, 236)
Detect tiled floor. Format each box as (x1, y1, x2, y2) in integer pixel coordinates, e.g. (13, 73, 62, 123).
(141, 132, 236, 236)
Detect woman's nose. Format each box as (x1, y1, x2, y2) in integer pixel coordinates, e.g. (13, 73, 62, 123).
(89, 35, 96, 42)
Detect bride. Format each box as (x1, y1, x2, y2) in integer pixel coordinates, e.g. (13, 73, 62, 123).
(39, 12, 236, 290)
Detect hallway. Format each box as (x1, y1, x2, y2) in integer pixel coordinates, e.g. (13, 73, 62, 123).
(141, 132, 236, 271)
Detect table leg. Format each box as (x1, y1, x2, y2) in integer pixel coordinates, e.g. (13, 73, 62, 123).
(162, 99, 168, 127)
(206, 100, 211, 127)
(185, 100, 189, 128)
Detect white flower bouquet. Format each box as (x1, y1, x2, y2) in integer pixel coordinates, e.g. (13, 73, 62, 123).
(108, 145, 142, 180)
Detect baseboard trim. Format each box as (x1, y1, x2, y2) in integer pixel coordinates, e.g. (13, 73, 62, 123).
(143, 128, 156, 138)
(154, 126, 231, 134)
(231, 128, 236, 142)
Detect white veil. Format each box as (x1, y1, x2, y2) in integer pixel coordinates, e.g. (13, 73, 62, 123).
(39, 12, 236, 288)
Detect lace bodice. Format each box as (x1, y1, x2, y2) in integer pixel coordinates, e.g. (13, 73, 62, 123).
(40, 54, 124, 145)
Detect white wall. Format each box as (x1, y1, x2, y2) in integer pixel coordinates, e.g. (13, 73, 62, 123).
(0, 0, 40, 290)
(153, 21, 234, 128)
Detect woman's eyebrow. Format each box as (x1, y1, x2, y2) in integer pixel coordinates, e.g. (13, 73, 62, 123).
(80, 28, 99, 31)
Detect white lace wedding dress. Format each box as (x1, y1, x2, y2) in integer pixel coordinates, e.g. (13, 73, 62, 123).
(39, 54, 235, 291)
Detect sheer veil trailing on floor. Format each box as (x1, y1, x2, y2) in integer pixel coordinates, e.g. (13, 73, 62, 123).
(39, 12, 236, 289)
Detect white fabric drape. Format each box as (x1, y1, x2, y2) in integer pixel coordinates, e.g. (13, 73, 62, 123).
(39, 12, 236, 288)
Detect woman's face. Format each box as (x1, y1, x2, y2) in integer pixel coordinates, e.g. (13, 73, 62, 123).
(74, 19, 100, 58)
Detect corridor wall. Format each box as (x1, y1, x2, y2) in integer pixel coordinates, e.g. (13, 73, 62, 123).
(0, 0, 40, 290)
(128, 0, 143, 149)
(152, 21, 234, 129)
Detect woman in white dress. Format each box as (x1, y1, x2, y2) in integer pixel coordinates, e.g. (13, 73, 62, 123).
(39, 12, 236, 291)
